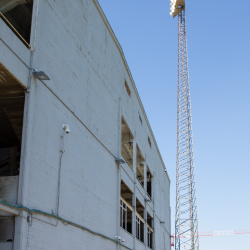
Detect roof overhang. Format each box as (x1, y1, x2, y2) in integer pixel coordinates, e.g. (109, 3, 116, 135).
(170, 0, 185, 18)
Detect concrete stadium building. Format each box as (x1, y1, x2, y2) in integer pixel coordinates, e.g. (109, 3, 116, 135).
(0, 0, 171, 249)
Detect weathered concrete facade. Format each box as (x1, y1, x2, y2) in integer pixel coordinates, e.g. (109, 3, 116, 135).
(0, 0, 171, 249)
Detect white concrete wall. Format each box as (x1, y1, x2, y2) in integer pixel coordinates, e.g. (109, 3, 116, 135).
(0, 18, 30, 89)
(0, 0, 171, 249)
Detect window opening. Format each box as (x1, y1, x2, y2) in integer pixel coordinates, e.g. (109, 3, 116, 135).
(120, 198, 133, 234)
(147, 212, 153, 228)
(136, 198, 145, 243)
(148, 136, 151, 148)
(138, 113, 142, 125)
(147, 213, 154, 248)
(120, 180, 133, 234)
(0, 0, 34, 48)
(124, 80, 131, 97)
(120, 180, 133, 207)
(147, 166, 153, 199)
(136, 145, 145, 188)
(147, 226, 153, 249)
(121, 117, 134, 169)
(0, 63, 25, 249)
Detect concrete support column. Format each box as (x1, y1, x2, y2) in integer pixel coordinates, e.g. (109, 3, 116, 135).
(132, 140, 137, 248)
(144, 162, 147, 249)
(117, 100, 122, 242)
(144, 163, 147, 197)
(153, 171, 156, 250)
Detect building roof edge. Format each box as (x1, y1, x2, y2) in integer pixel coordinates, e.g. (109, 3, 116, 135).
(92, 0, 170, 183)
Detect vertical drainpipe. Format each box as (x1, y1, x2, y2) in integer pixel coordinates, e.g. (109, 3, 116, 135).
(132, 139, 137, 249)
(15, 1, 40, 250)
(18, 0, 39, 206)
(18, 0, 40, 206)
(116, 98, 122, 250)
(144, 161, 147, 250)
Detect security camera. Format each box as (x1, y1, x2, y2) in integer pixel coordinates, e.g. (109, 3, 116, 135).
(115, 236, 121, 241)
(121, 239, 125, 242)
(63, 124, 70, 134)
(165, 169, 167, 172)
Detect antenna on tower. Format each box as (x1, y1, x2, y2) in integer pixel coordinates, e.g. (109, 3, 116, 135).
(170, 1, 199, 250)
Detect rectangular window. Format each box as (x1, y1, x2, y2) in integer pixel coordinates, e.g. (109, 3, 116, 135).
(136, 213, 145, 243)
(147, 212, 153, 227)
(125, 80, 131, 97)
(147, 212, 153, 248)
(136, 145, 145, 188)
(120, 180, 133, 234)
(138, 113, 142, 125)
(120, 198, 133, 234)
(147, 166, 153, 199)
(148, 136, 151, 148)
(136, 198, 145, 243)
(121, 117, 134, 170)
(147, 225, 153, 249)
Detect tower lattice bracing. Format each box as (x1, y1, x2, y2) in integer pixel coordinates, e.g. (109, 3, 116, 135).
(173, 5, 199, 250)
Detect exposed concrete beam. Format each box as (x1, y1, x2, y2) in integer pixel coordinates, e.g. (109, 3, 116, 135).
(0, 202, 19, 215)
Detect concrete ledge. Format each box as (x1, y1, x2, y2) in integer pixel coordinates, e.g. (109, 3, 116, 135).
(0, 203, 19, 216)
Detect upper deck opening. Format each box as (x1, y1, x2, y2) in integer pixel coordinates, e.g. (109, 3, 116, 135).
(0, 63, 25, 177)
(0, 62, 25, 250)
(0, 0, 33, 48)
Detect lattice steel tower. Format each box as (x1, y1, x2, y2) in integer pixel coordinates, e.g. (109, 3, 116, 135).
(170, 1, 199, 250)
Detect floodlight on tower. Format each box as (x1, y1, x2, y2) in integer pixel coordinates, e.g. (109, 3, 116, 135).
(170, 0, 185, 18)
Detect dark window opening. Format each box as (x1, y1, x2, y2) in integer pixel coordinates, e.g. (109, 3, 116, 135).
(147, 166, 153, 199)
(136, 145, 145, 188)
(124, 80, 131, 97)
(138, 113, 142, 125)
(147, 212, 154, 248)
(147, 226, 153, 249)
(136, 198, 145, 243)
(121, 117, 134, 170)
(121, 180, 133, 207)
(0, 64, 25, 177)
(147, 212, 153, 228)
(0, 0, 34, 47)
(148, 136, 151, 148)
(120, 180, 133, 234)
(136, 198, 144, 219)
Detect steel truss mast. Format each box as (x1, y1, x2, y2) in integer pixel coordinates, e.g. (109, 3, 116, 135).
(174, 6, 199, 250)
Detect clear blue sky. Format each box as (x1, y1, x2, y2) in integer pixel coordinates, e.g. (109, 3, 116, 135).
(98, 0, 250, 249)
